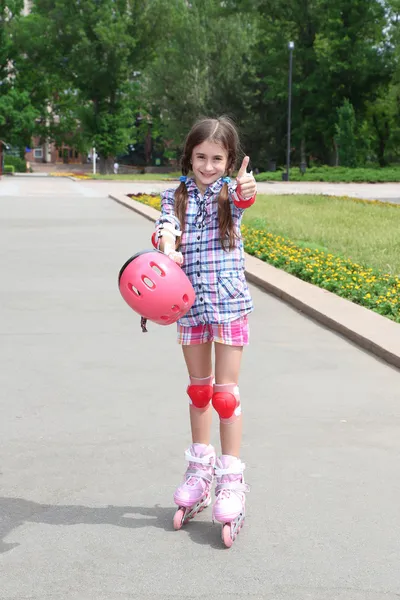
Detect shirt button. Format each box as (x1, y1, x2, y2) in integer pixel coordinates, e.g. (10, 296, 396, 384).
(197, 236, 200, 240)
(196, 248, 200, 252)
(196, 260, 200, 265)
(197, 272, 200, 277)
(200, 297, 204, 302)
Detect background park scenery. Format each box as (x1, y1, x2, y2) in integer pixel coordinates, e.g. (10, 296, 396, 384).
(1, 0, 400, 322)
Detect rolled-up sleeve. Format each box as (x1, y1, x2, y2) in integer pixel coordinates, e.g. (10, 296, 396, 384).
(155, 189, 181, 231)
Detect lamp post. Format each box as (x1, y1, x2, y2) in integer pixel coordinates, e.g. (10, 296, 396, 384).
(286, 41, 295, 182)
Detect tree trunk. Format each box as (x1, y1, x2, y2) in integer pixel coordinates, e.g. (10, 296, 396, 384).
(99, 156, 114, 174)
(333, 138, 339, 166)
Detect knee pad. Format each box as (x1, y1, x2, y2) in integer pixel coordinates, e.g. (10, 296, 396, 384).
(212, 383, 241, 423)
(187, 375, 213, 411)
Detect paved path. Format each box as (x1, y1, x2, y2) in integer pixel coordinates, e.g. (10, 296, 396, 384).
(1, 178, 400, 600)
(3, 175, 400, 203)
(84, 178, 400, 204)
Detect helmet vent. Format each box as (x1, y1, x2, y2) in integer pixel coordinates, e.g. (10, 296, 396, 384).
(142, 276, 155, 289)
(130, 284, 140, 296)
(182, 294, 189, 303)
(150, 262, 165, 277)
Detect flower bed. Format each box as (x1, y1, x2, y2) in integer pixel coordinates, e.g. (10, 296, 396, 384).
(129, 193, 400, 323)
(50, 172, 91, 180)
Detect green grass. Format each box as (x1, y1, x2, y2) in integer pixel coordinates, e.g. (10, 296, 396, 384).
(89, 173, 180, 181)
(243, 194, 400, 276)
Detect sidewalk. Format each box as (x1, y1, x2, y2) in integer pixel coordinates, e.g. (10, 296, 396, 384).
(82, 178, 400, 203)
(5, 173, 400, 203)
(1, 178, 400, 599)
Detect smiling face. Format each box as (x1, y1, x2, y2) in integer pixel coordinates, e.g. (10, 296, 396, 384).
(191, 140, 228, 194)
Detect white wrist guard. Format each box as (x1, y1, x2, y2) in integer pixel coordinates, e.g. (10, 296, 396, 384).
(155, 220, 182, 254)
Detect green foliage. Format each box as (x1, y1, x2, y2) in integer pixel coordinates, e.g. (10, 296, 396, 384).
(3, 165, 15, 174)
(15, 0, 173, 172)
(255, 165, 400, 182)
(4, 155, 26, 172)
(0, 87, 39, 148)
(4, 0, 400, 169)
(335, 100, 358, 167)
(141, 0, 258, 149)
(0, 0, 39, 147)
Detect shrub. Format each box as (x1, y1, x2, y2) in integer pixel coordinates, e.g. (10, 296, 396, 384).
(4, 156, 27, 173)
(255, 166, 400, 183)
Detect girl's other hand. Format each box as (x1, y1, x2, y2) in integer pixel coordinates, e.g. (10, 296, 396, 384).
(168, 250, 184, 266)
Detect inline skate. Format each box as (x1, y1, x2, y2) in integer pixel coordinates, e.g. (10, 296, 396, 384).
(173, 443, 216, 530)
(213, 455, 249, 548)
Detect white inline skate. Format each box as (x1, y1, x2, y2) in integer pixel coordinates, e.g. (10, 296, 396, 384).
(213, 455, 249, 548)
(173, 443, 216, 530)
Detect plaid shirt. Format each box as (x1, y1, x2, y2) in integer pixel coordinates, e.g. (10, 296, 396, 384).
(155, 176, 254, 326)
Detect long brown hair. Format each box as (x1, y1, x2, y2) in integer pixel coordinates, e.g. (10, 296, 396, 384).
(175, 116, 241, 251)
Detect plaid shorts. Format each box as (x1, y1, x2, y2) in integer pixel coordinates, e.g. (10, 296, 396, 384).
(177, 316, 249, 346)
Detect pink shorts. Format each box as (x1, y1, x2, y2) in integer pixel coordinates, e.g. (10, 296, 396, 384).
(177, 316, 249, 346)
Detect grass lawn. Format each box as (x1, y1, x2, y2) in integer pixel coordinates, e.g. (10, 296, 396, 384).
(131, 192, 400, 322)
(243, 194, 400, 276)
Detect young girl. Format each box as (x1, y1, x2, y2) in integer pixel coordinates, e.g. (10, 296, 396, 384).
(153, 116, 256, 547)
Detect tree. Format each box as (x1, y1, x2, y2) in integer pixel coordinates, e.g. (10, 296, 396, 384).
(243, 0, 393, 167)
(18, 0, 172, 172)
(141, 0, 258, 157)
(0, 0, 39, 152)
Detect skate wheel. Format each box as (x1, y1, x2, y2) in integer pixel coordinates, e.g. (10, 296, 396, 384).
(222, 524, 233, 548)
(173, 508, 185, 530)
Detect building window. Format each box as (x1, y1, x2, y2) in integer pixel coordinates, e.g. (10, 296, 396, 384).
(34, 148, 43, 159)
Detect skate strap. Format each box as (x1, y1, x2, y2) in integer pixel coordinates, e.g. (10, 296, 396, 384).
(185, 467, 214, 484)
(214, 462, 245, 477)
(184, 450, 214, 466)
(215, 481, 249, 494)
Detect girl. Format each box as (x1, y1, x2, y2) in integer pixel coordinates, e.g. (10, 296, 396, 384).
(154, 116, 256, 547)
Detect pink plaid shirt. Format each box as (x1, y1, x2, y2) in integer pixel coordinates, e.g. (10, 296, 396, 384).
(155, 177, 254, 326)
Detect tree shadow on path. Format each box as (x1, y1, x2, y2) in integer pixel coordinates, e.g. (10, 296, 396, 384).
(0, 496, 224, 554)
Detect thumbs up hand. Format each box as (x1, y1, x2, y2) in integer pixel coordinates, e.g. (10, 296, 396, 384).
(236, 156, 257, 200)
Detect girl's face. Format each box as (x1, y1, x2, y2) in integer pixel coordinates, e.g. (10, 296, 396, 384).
(191, 140, 228, 194)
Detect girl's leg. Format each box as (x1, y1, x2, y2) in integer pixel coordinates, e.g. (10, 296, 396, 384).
(182, 342, 213, 445)
(214, 343, 243, 457)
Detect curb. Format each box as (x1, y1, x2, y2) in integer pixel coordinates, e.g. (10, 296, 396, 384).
(109, 192, 400, 371)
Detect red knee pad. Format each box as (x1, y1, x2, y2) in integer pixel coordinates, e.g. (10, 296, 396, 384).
(151, 231, 159, 249)
(212, 383, 241, 422)
(187, 375, 213, 410)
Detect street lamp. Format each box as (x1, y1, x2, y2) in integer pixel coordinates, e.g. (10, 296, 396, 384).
(286, 41, 295, 182)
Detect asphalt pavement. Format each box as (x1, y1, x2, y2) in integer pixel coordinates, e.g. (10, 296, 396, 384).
(1, 177, 399, 600)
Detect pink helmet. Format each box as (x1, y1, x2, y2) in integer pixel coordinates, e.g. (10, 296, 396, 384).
(118, 250, 195, 326)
